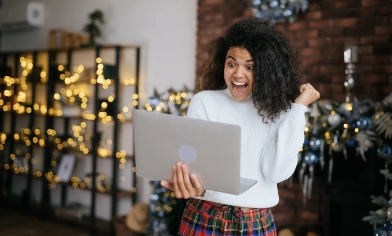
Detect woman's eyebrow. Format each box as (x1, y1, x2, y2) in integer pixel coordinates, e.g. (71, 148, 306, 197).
(226, 55, 254, 62)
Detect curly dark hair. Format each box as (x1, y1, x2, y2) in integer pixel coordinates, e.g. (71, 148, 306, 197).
(198, 18, 302, 123)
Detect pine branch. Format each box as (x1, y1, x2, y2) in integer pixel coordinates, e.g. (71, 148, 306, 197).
(373, 112, 392, 139)
(355, 130, 376, 161)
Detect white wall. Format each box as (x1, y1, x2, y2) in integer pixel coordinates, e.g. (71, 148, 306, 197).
(1, 0, 197, 220)
(1, 0, 197, 101)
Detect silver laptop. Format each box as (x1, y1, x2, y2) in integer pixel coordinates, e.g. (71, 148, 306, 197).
(132, 109, 258, 195)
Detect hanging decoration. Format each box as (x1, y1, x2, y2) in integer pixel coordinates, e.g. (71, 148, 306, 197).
(248, 0, 309, 24)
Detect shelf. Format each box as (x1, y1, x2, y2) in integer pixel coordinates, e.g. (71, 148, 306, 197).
(0, 167, 43, 179)
(61, 181, 135, 198)
(0, 44, 139, 54)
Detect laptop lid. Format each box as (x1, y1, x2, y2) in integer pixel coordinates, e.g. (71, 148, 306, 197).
(133, 109, 243, 195)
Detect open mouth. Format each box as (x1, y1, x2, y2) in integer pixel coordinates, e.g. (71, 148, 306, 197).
(232, 81, 248, 94)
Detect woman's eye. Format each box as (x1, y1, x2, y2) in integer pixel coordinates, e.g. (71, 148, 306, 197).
(247, 65, 253, 70)
(228, 62, 235, 67)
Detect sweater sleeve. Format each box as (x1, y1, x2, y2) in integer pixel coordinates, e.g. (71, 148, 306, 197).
(260, 103, 307, 183)
(186, 92, 209, 120)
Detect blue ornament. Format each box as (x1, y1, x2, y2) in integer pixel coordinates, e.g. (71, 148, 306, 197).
(303, 152, 319, 165)
(357, 116, 372, 130)
(158, 211, 164, 217)
(374, 223, 392, 236)
(378, 145, 392, 155)
(347, 139, 356, 148)
(309, 137, 321, 151)
(303, 138, 309, 147)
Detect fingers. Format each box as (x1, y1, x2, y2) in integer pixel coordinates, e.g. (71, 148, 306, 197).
(190, 174, 204, 196)
(181, 165, 196, 198)
(172, 165, 182, 198)
(160, 180, 174, 191)
(296, 83, 320, 106)
(169, 163, 203, 199)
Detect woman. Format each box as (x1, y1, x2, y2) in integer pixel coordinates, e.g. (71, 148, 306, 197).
(161, 18, 320, 235)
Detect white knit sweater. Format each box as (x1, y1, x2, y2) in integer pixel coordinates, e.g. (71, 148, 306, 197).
(188, 88, 307, 208)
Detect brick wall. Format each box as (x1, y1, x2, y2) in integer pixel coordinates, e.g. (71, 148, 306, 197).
(196, 0, 392, 233)
(196, 0, 392, 102)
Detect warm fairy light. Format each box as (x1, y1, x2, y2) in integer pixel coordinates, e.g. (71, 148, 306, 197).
(96, 57, 102, 63)
(132, 94, 138, 99)
(133, 100, 139, 107)
(132, 167, 136, 173)
(58, 65, 64, 71)
(119, 164, 124, 169)
(108, 96, 115, 102)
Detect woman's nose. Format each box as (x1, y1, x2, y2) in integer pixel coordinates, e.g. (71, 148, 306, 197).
(234, 66, 246, 77)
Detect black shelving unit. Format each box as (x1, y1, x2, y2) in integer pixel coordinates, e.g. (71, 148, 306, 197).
(0, 45, 140, 235)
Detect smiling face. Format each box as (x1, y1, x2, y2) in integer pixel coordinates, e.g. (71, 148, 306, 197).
(224, 47, 254, 101)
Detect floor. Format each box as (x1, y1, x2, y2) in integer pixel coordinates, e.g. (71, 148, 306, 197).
(0, 208, 89, 236)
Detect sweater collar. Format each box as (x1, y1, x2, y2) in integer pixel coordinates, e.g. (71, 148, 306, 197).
(221, 88, 253, 102)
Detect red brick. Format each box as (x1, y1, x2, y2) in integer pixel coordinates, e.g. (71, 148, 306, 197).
(286, 22, 308, 31)
(360, 36, 389, 44)
(376, 6, 392, 15)
(374, 65, 392, 73)
(362, 0, 392, 6)
(295, 30, 319, 38)
(273, 23, 286, 32)
(359, 16, 389, 26)
(335, 0, 361, 8)
(355, 65, 373, 73)
(344, 27, 374, 37)
(374, 26, 392, 35)
(320, 47, 344, 56)
(319, 65, 345, 74)
(358, 46, 373, 54)
(320, 29, 344, 37)
(304, 11, 322, 20)
(359, 55, 389, 64)
(333, 18, 359, 27)
(278, 188, 296, 199)
(332, 75, 346, 83)
(297, 210, 319, 221)
(331, 93, 347, 102)
(301, 66, 319, 74)
(319, 84, 344, 93)
(290, 40, 308, 48)
(308, 20, 333, 29)
(298, 48, 320, 57)
(333, 36, 359, 45)
(301, 57, 332, 65)
(357, 8, 376, 16)
(309, 3, 321, 11)
(359, 75, 387, 84)
(308, 38, 333, 47)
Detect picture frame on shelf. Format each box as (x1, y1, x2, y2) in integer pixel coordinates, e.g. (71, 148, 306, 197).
(57, 153, 76, 183)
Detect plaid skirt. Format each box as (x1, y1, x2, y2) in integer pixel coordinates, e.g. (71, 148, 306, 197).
(178, 198, 277, 236)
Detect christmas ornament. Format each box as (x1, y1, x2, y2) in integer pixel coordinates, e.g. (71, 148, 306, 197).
(249, 0, 309, 24)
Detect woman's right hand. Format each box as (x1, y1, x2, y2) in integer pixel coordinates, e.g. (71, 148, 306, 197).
(160, 163, 205, 199)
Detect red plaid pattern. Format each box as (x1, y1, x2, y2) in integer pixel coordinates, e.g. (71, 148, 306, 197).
(178, 198, 277, 236)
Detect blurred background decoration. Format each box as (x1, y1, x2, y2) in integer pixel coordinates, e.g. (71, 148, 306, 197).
(249, 0, 309, 24)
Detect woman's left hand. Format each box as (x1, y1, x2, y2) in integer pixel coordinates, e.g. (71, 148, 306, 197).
(160, 163, 205, 199)
(294, 83, 320, 106)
